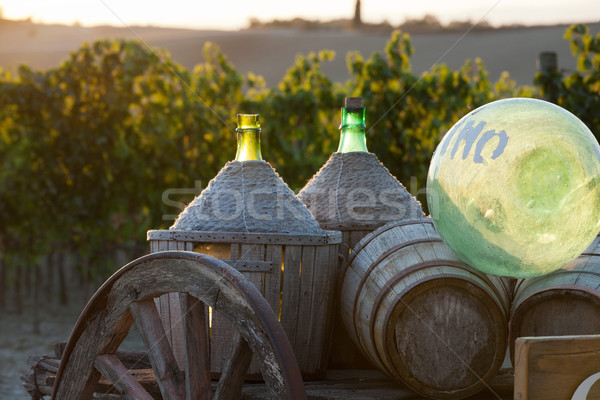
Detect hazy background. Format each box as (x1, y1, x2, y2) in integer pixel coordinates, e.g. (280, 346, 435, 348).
(0, 0, 599, 87)
(2, 0, 599, 30)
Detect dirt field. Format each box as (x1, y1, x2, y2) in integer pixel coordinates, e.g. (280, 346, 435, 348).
(1, 20, 598, 86)
(0, 293, 89, 399)
(0, 277, 146, 400)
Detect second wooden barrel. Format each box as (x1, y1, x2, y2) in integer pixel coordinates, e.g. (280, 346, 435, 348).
(340, 219, 511, 399)
(509, 235, 600, 361)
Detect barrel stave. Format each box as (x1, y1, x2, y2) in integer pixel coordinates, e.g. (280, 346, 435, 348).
(341, 219, 510, 399)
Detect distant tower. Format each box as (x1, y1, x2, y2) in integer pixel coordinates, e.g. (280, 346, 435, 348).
(353, 0, 362, 28)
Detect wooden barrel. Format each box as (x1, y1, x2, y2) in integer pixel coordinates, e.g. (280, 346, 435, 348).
(509, 235, 600, 362)
(340, 219, 511, 399)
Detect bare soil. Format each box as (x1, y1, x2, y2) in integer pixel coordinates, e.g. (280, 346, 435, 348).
(0, 295, 89, 399)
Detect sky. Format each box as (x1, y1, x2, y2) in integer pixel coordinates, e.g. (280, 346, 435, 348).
(0, 0, 598, 30)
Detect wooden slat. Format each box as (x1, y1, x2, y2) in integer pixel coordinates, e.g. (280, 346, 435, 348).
(221, 259, 273, 272)
(514, 335, 600, 400)
(295, 246, 316, 371)
(240, 368, 513, 400)
(167, 241, 186, 369)
(54, 343, 151, 370)
(240, 243, 266, 376)
(129, 300, 186, 400)
(349, 230, 370, 250)
(264, 245, 283, 317)
(280, 245, 302, 351)
(147, 230, 342, 245)
(213, 334, 253, 399)
(303, 245, 334, 373)
(94, 354, 155, 400)
(155, 241, 172, 355)
(340, 231, 352, 263)
(240, 244, 266, 293)
(329, 229, 370, 369)
(210, 244, 239, 374)
(44, 367, 161, 397)
(180, 293, 212, 400)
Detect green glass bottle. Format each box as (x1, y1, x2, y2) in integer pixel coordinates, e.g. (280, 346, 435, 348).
(235, 114, 263, 161)
(337, 97, 368, 153)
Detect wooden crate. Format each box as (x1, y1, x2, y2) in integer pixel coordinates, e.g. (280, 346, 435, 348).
(514, 335, 600, 399)
(298, 151, 426, 369)
(147, 229, 341, 380)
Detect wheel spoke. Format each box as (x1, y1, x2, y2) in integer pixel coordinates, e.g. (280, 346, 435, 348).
(213, 333, 253, 400)
(95, 354, 155, 400)
(130, 299, 186, 399)
(180, 293, 213, 400)
(52, 252, 306, 400)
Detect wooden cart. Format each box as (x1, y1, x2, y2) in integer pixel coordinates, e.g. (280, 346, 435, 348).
(48, 250, 306, 399)
(35, 248, 514, 400)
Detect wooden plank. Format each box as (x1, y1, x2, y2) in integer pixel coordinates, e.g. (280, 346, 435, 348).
(295, 245, 316, 374)
(147, 230, 341, 245)
(129, 300, 186, 400)
(213, 334, 253, 399)
(340, 231, 352, 264)
(180, 293, 212, 400)
(94, 354, 155, 400)
(155, 241, 172, 355)
(327, 239, 371, 370)
(349, 230, 370, 251)
(54, 343, 151, 370)
(264, 244, 283, 317)
(280, 245, 302, 354)
(329, 229, 372, 369)
(241, 243, 266, 376)
(45, 369, 161, 398)
(240, 368, 513, 400)
(303, 245, 335, 374)
(167, 240, 185, 369)
(221, 259, 273, 272)
(210, 244, 239, 375)
(514, 335, 600, 400)
(240, 244, 266, 294)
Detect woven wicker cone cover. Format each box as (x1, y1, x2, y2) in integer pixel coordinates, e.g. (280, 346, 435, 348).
(170, 160, 323, 234)
(298, 152, 425, 230)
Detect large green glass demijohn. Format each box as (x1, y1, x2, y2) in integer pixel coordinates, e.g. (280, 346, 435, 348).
(235, 113, 263, 161)
(337, 97, 368, 153)
(427, 98, 600, 278)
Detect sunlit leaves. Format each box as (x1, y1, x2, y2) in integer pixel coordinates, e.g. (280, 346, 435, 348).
(1, 24, 596, 278)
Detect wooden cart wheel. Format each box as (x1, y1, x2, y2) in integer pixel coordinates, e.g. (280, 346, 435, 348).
(51, 251, 306, 400)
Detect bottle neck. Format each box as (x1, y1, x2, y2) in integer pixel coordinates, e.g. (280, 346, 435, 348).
(235, 114, 263, 161)
(337, 107, 368, 153)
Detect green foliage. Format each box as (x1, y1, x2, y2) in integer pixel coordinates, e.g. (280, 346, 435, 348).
(554, 24, 600, 140)
(248, 50, 342, 189)
(534, 24, 600, 142)
(0, 24, 595, 280)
